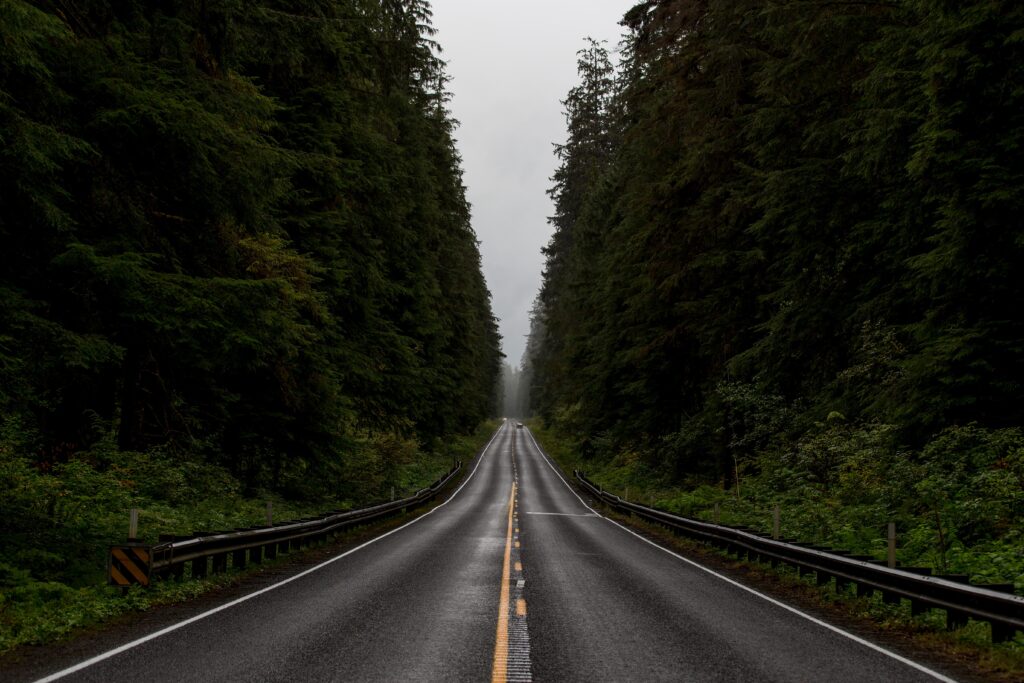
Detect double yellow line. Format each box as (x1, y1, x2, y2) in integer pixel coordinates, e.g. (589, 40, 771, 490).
(491, 482, 516, 682)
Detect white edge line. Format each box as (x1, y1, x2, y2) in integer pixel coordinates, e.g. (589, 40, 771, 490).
(521, 427, 960, 683)
(34, 422, 509, 683)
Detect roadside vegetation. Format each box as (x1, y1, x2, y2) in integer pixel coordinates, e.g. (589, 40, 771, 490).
(0, 420, 498, 654)
(531, 419, 1023, 590)
(531, 420, 1024, 672)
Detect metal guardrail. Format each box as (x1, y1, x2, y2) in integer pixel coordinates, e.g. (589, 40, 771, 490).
(109, 461, 463, 587)
(573, 470, 1024, 643)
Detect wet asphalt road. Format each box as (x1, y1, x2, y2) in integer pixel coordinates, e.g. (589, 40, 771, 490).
(21, 421, 959, 682)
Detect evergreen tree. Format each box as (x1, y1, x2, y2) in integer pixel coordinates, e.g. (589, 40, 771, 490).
(0, 0, 501, 494)
(530, 0, 1024, 482)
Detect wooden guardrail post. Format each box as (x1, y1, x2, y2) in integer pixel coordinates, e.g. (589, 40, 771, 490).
(128, 508, 139, 541)
(713, 502, 720, 525)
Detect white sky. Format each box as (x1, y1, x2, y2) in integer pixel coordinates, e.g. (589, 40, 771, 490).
(429, 0, 633, 366)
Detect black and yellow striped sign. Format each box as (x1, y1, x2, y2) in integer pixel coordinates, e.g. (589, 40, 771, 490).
(109, 545, 152, 587)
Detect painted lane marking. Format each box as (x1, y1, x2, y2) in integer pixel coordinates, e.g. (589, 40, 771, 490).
(497, 430, 532, 682)
(508, 500, 532, 680)
(521, 427, 960, 683)
(524, 511, 598, 517)
(491, 482, 516, 683)
(33, 424, 510, 683)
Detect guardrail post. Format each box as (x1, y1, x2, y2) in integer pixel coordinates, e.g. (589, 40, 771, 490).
(887, 522, 896, 569)
(128, 508, 139, 541)
(713, 502, 720, 525)
(212, 552, 227, 574)
(992, 622, 1017, 643)
(232, 548, 247, 570)
(192, 556, 208, 579)
(974, 585, 1018, 642)
(772, 506, 780, 540)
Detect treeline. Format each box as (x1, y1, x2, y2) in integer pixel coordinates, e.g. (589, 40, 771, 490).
(1, 0, 501, 494)
(527, 0, 1024, 484)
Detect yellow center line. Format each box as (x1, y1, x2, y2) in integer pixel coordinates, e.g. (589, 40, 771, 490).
(491, 481, 516, 683)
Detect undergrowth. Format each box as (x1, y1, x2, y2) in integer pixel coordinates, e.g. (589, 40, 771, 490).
(0, 420, 498, 654)
(530, 420, 1024, 676)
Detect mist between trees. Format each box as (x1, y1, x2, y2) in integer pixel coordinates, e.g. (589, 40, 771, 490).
(518, 2, 1024, 590)
(0, 0, 503, 628)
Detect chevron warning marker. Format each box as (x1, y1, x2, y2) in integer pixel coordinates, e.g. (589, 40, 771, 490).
(109, 545, 152, 587)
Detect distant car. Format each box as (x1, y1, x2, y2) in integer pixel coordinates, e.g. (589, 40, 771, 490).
(516, 422, 524, 429)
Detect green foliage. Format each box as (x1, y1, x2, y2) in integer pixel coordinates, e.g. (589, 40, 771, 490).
(524, 2, 1024, 585)
(0, 419, 500, 653)
(1, 0, 499, 488)
(0, 0, 501, 651)
(540, 418, 1024, 594)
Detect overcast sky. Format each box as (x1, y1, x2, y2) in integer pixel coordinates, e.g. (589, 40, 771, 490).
(429, 0, 632, 366)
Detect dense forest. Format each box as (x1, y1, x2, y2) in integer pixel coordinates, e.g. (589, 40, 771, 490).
(0, 0, 501, 623)
(525, 1, 1023, 581)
